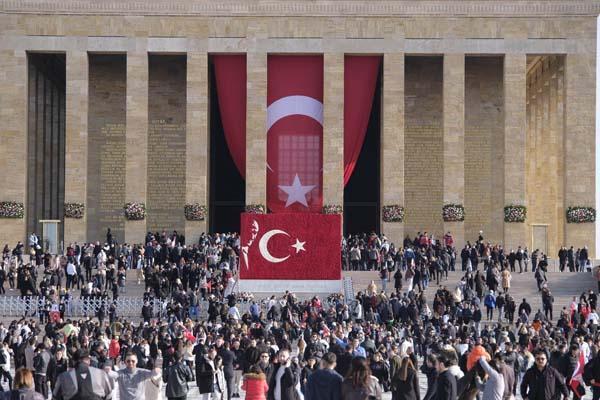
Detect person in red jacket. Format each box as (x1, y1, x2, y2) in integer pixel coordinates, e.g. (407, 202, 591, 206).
(242, 365, 269, 400)
(108, 336, 120, 365)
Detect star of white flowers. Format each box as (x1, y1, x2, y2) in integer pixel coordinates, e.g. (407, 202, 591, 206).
(278, 174, 316, 207)
(291, 238, 306, 254)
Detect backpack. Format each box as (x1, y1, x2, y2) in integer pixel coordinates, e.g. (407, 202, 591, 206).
(33, 352, 44, 371)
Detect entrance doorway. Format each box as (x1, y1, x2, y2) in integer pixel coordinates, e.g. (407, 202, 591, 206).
(531, 224, 548, 255)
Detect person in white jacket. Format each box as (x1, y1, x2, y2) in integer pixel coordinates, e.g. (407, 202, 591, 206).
(0, 343, 13, 389)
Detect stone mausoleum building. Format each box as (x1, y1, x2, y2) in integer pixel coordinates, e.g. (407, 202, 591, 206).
(0, 0, 599, 257)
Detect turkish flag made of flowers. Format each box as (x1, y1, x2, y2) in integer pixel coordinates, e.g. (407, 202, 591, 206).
(240, 213, 341, 280)
(267, 55, 323, 213)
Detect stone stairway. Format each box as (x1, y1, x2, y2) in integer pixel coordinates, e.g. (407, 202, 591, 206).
(344, 269, 597, 321)
(4, 266, 596, 322)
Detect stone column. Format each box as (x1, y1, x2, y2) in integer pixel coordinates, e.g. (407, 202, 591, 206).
(0, 50, 27, 246)
(565, 53, 596, 256)
(125, 52, 148, 244)
(381, 53, 405, 245)
(443, 53, 465, 249)
(323, 53, 344, 212)
(64, 51, 88, 245)
(503, 54, 527, 250)
(185, 52, 208, 242)
(246, 52, 267, 208)
(554, 58, 566, 251)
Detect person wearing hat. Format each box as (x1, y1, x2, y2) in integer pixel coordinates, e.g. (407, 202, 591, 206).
(52, 349, 114, 400)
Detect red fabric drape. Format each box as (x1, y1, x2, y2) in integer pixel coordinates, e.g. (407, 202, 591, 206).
(267, 55, 324, 213)
(213, 55, 247, 178)
(344, 56, 381, 186)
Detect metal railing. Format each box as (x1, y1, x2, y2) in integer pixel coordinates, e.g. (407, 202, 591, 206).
(0, 295, 348, 319)
(0, 296, 164, 318)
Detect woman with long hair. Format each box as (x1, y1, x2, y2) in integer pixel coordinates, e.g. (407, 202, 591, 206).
(0, 368, 44, 400)
(341, 357, 382, 400)
(369, 352, 389, 392)
(390, 357, 419, 400)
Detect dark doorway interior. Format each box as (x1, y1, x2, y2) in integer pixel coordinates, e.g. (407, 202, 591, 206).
(209, 59, 245, 233)
(343, 67, 382, 235)
(27, 53, 66, 245)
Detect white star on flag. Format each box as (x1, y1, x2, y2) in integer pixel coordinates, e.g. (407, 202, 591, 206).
(291, 239, 306, 254)
(278, 174, 315, 207)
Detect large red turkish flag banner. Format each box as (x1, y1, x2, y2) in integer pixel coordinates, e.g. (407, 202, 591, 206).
(240, 213, 341, 280)
(267, 55, 323, 213)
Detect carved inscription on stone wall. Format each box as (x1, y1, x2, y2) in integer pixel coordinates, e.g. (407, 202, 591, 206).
(404, 57, 444, 237)
(464, 57, 504, 244)
(87, 55, 126, 243)
(146, 55, 187, 234)
(147, 119, 186, 233)
(98, 123, 126, 232)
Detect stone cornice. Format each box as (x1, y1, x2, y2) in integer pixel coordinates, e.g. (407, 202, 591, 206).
(1, 0, 600, 17)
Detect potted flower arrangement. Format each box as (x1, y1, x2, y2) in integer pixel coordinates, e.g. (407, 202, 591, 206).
(382, 205, 405, 222)
(245, 204, 266, 214)
(184, 203, 207, 221)
(0, 202, 24, 218)
(442, 204, 465, 222)
(504, 205, 527, 223)
(124, 202, 146, 220)
(322, 204, 343, 214)
(64, 202, 85, 219)
(566, 206, 596, 223)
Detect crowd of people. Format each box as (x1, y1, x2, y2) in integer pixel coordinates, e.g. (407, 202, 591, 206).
(342, 231, 594, 275)
(0, 229, 598, 400)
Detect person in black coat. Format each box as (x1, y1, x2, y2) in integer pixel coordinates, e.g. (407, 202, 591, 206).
(433, 354, 456, 400)
(243, 339, 261, 373)
(305, 353, 343, 400)
(196, 346, 216, 396)
(557, 344, 580, 393)
(521, 349, 568, 400)
(217, 339, 236, 400)
(267, 349, 299, 400)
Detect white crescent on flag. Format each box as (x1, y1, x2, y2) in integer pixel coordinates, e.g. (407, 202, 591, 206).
(258, 229, 291, 263)
(266, 95, 323, 132)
